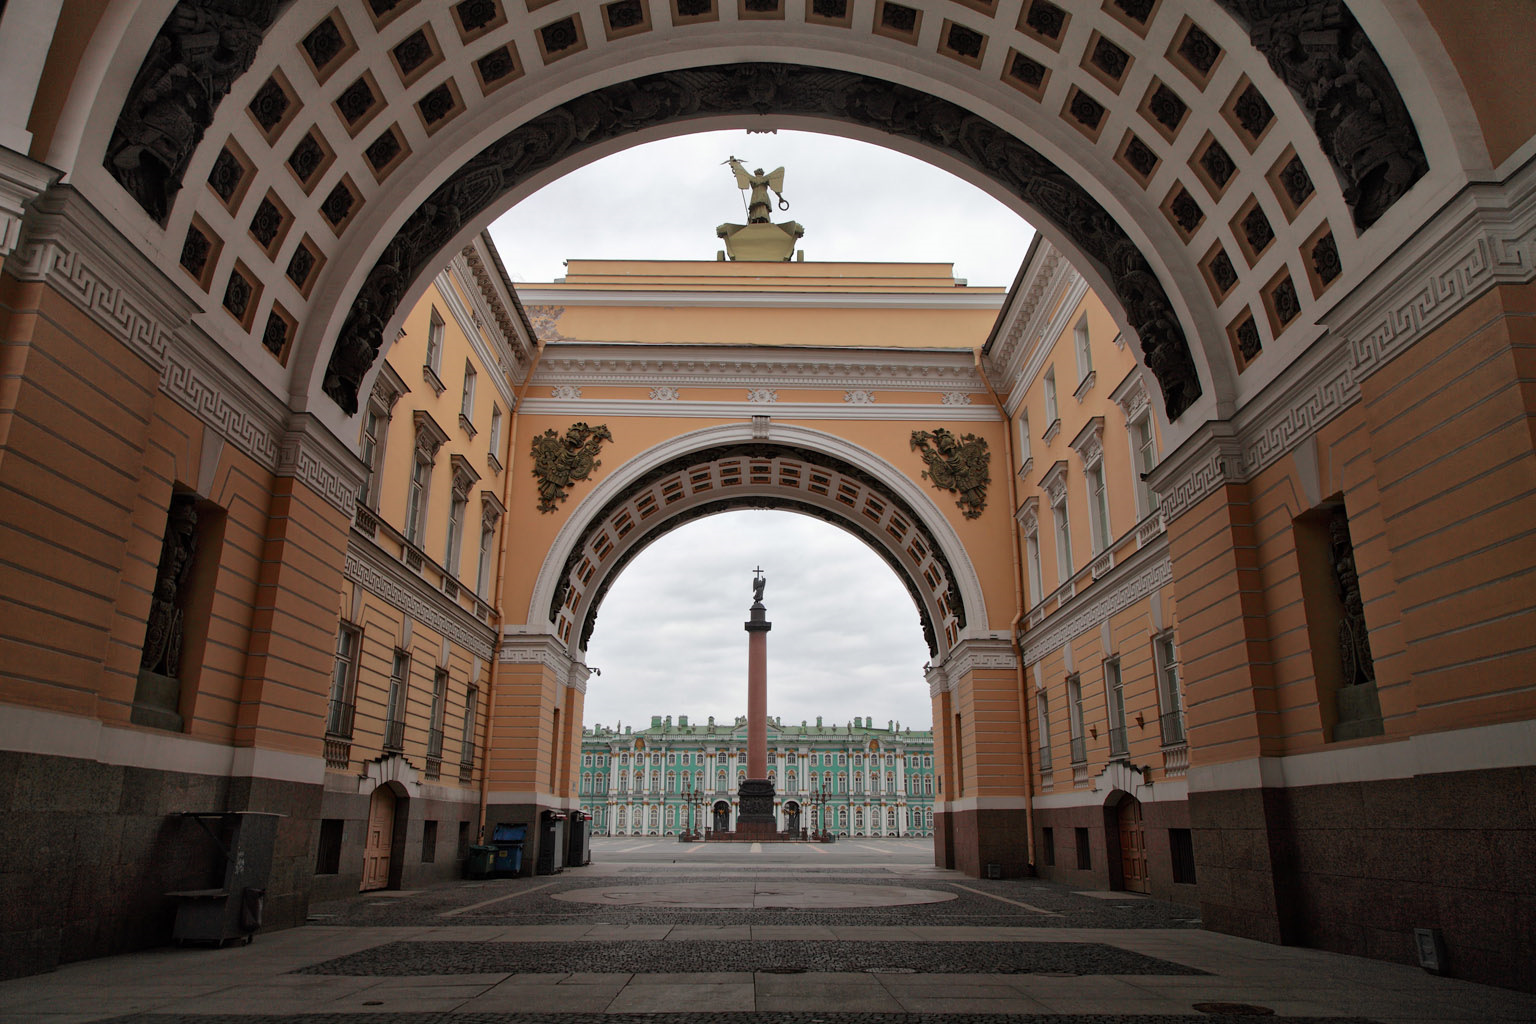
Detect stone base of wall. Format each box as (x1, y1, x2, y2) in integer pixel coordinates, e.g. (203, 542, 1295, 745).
(310, 774, 484, 902)
(1032, 799, 1198, 906)
(942, 806, 1030, 878)
(0, 749, 320, 980)
(1191, 765, 1536, 992)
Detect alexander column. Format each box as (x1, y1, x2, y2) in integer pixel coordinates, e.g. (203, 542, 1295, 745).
(735, 568, 778, 838)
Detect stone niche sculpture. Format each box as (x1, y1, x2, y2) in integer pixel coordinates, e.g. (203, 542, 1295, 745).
(1327, 505, 1382, 740)
(132, 493, 200, 731)
(323, 63, 1202, 422)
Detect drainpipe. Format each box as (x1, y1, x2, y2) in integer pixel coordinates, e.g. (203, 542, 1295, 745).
(975, 348, 1037, 872)
(477, 334, 544, 840)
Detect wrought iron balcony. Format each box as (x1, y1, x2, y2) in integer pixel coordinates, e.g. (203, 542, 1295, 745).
(1069, 736, 1088, 764)
(383, 718, 406, 751)
(1108, 724, 1129, 758)
(1160, 710, 1187, 747)
(427, 726, 444, 760)
(325, 699, 355, 739)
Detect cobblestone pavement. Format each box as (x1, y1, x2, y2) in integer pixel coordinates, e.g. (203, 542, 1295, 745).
(4, 839, 1534, 1023)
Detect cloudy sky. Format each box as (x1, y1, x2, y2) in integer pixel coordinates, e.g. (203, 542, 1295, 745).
(488, 130, 1035, 733)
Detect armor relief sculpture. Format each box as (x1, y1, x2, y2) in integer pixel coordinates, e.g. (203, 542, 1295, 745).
(531, 422, 613, 513)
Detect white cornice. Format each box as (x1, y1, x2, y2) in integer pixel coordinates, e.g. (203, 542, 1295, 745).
(344, 536, 496, 660)
(0, 146, 58, 259)
(498, 631, 574, 676)
(1019, 535, 1172, 665)
(517, 398, 999, 421)
(514, 288, 1005, 311)
(1151, 154, 1536, 523)
(437, 264, 517, 408)
(939, 636, 1018, 681)
(530, 343, 987, 392)
(4, 187, 362, 515)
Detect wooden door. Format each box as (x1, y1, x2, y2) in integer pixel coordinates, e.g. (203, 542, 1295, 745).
(361, 786, 395, 891)
(1117, 797, 1149, 893)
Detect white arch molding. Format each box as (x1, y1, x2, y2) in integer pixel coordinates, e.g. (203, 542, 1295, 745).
(518, 422, 992, 662)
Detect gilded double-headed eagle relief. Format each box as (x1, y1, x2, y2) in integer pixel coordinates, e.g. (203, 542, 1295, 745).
(530, 422, 613, 513)
(911, 428, 991, 520)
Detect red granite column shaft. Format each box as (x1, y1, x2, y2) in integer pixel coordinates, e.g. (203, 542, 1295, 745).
(748, 625, 768, 778)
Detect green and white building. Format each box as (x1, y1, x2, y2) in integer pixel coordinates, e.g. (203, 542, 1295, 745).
(580, 715, 936, 837)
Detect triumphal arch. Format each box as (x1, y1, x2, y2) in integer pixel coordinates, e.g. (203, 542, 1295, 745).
(0, 0, 1533, 989)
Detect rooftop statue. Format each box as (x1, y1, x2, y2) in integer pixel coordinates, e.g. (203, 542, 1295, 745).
(752, 566, 767, 604)
(717, 156, 804, 261)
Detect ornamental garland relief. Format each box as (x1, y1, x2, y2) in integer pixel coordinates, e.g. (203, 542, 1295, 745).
(911, 427, 991, 520)
(530, 422, 613, 513)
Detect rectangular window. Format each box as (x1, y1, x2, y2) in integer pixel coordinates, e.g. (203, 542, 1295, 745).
(1041, 826, 1055, 867)
(1036, 691, 1053, 771)
(1170, 828, 1197, 883)
(315, 818, 344, 874)
(1053, 495, 1074, 580)
(1017, 411, 1032, 465)
(1105, 658, 1128, 757)
(1155, 633, 1185, 745)
(445, 494, 466, 574)
(1075, 826, 1092, 870)
(405, 458, 430, 545)
(1067, 673, 1086, 764)
(1132, 416, 1159, 516)
(1088, 463, 1111, 552)
(421, 819, 438, 863)
(385, 650, 409, 751)
(1025, 524, 1044, 603)
(426, 307, 444, 372)
(358, 408, 383, 506)
(427, 667, 448, 759)
(327, 622, 361, 737)
(1074, 315, 1093, 382)
(476, 517, 496, 599)
(460, 362, 476, 421)
(489, 404, 503, 452)
(460, 684, 478, 765)
(1044, 366, 1059, 423)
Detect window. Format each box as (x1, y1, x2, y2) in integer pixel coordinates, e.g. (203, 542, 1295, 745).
(427, 667, 448, 762)
(1018, 411, 1032, 467)
(1073, 315, 1093, 383)
(489, 404, 503, 453)
(1075, 826, 1092, 870)
(923, 775, 933, 796)
(421, 819, 437, 863)
(405, 457, 430, 545)
(358, 407, 384, 506)
(327, 623, 361, 737)
(1131, 415, 1159, 516)
(1041, 826, 1055, 867)
(315, 819, 343, 874)
(1170, 829, 1197, 883)
(1036, 692, 1053, 771)
(837, 753, 846, 766)
(583, 754, 592, 766)
(668, 753, 676, 764)
(1155, 632, 1185, 745)
(425, 307, 444, 373)
(460, 362, 476, 422)
(445, 491, 466, 574)
(1052, 492, 1074, 579)
(1067, 673, 1086, 764)
(460, 684, 478, 765)
(1088, 462, 1111, 552)
(1044, 365, 1059, 424)
(1105, 659, 1127, 758)
(1025, 522, 1045, 603)
(384, 650, 409, 751)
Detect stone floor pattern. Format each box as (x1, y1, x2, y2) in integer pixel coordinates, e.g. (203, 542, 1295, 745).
(4, 838, 1532, 1023)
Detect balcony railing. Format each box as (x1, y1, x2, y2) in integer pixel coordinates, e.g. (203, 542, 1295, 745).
(427, 726, 444, 759)
(1107, 724, 1129, 758)
(325, 699, 355, 739)
(1160, 710, 1187, 747)
(425, 756, 441, 780)
(383, 718, 406, 751)
(323, 736, 350, 771)
(1069, 736, 1087, 764)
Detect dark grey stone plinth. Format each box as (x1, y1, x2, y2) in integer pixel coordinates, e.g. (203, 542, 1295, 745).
(130, 668, 183, 731)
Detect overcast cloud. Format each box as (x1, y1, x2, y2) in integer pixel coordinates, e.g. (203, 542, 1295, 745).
(490, 130, 1034, 735)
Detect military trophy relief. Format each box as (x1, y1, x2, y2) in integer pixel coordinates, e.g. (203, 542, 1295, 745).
(531, 422, 613, 513)
(911, 427, 991, 520)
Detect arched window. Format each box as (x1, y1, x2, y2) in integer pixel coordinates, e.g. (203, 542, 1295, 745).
(666, 806, 675, 827)
(617, 807, 627, 829)
(649, 807, 659, 829)
(887, 771, 895, 791)
(924, 776, 933, 796)
(650, 770, 660, 790)
(716, 769, 727, 791)
(666, 771, 676, 793)
(887, 808, 897, 830)
(854, 807, 864, 830)
(787, 771, 796, 791)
